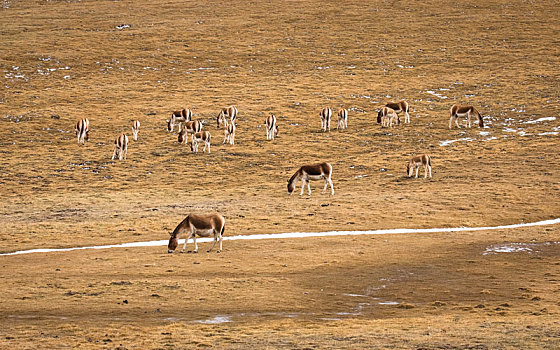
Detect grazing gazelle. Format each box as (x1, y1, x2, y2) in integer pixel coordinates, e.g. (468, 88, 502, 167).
(407, 154, 432, 179)
(217, 106, 238, 128)
(320, 107, 332, 132)
(167, 213, 226, 254)
(178, 120, 203, 144)
(131, 120, 140, 141)
(449, 104, 484, 129)
(112, 133, 129, 160)
(265, 114, 279, 140)
(377, 107, 398, 127)
(287, 162, 334, 196)
(336, 108, 348, 130)
(75, 118, 89, 144)
(167, 108, 192, 132)
(223, 122, 236, 145)
(191, 131, 211, 153)
(385, 100, 410, 124)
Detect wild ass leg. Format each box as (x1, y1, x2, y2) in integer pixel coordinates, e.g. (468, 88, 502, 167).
(300, 179, 305, 196)
(192, 235, 199, 253)
(415, 166, 419, 178)
(207, 232, 217, 253)
(322, 178, 328, 194)
(428, 164, 432, 178)
(181, 232, 193, 253)
(112, 146, 118, 160)
(405, 111, 410, 123)
(329, 178, 334, 195)
(307, 180, 311, 196)
(424, 164, 428, 179)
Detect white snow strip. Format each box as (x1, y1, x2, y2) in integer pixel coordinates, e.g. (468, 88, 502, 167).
(439, 137, 473, 146)
(524, 117, 556, 124)
(1, 218, 560, 256)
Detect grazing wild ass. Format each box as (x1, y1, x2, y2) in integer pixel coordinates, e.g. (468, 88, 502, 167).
(320, 107, 332, 132)
(132, 120, 140, 141)
(385, 100, 410, 124)
(112, 133, 129, 160)
(217, 106, 238, 128)
(178, 120, 203, 144)
(265, 114, 279, 140)
(377, 107, 398, 127)
(407, 154, 432, 179)
(75, 118, 89, 144)
(337, 108, 348, 130)
(191, 131, 212, 153)
(167, 108, 192, 132)
(167, 213, 226, 253)
(287, 162, 334, 196)
(223, 122, 236, 145)
(449, 104, 484, 129)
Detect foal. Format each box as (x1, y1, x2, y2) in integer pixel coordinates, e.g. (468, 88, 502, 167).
(287, 162, 334, 196)
(406, 154, 432, 179)
(223, 122, 235, 145)
(167, 213, 226, 253)
(449, 104, 484, 129)
(132, 120, 140, 141)
(112, 133, 129, 160)
(265, 114, 279, 140)
(336, 108, 348, 130)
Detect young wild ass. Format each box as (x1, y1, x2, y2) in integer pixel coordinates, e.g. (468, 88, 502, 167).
(167, 213, 226, 254)
(449, 104, 484, 129)
(265, 114, 279, 140)
(75, 118, 89, 144)
(320, 107, 332, 132)
(377, 107, 398, 127)
(336, 108, 348, 130)
(178, 120, 203, 144)
(167, 108, 192, 132)
(223, 122, 236, 145)
(132, 120, 140, 141)
(407, 154, 432, 179)
(385, 100, 410, 124)
(191, 131, 211, 153)
(217, 106, 238, 128)
(112, 133, 129, 160)
(287, 162, 334, 196)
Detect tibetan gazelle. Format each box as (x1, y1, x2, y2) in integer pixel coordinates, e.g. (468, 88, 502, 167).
(112, 133, 129, 161)
(191, 131, 211, 153)
(320, 107, 332, 132)
(217, 106, 238, 128)
(75, 118, 89, 144)
(287, 162, 334, 196)
(167, 213, 226, 254)
(385, 100, 410, 124)
(449, 104, 484, 129)
(377, 107, 398, 127)
(407, 154, 432, 179)
(132, 120, 140, 141)
(223, 122, 236, 145)
(336, 108, 348, 130)
(265, 114, 279, 140)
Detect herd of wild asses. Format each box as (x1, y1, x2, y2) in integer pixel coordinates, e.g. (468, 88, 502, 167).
(74, 101, 483, 253)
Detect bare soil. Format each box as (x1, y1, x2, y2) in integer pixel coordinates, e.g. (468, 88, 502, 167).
(1, 0, 559, 348)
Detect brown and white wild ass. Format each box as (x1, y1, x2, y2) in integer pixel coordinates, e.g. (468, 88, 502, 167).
(337, 108, 348, 130)
(167, 213, 226, 254)
(320, 107, 332, 132)
(223, 122, 236, 145)
(407, 154, 432, 179)
(385, 100, 410, 124)
(449, 104, 484, 129)
(217, 106, 238, 128)
(167, 108, 193, 132)
(377, 107, 398, 127)
(112, 133, 129, 160)
(178, 120, 203, 144)
(287, 162, 334, 196)
(75, 118, 89, 144)
(265, 114, 279, 140)
(132, 120, 140, 141)
(191, 131, 211, 153)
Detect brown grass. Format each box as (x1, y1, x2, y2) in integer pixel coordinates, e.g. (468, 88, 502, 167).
(1, 0, 560, 348)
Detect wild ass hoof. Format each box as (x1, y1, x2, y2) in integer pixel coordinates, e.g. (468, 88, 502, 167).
(168, 250, 174, 254)
(216, 250, 221, 254)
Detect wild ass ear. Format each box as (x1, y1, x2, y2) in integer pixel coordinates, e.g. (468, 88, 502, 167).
(169, 231, 173, 237)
